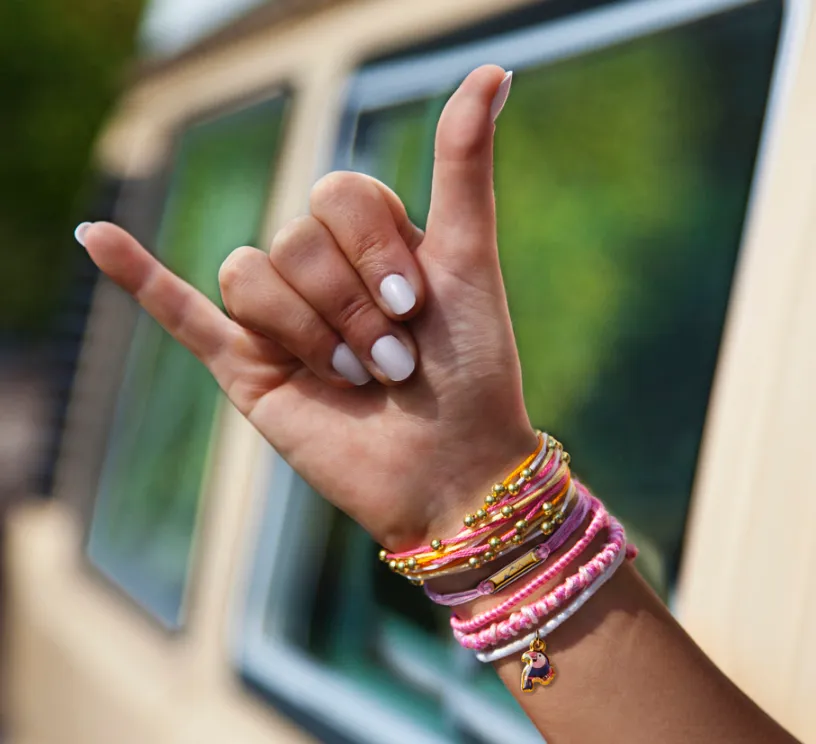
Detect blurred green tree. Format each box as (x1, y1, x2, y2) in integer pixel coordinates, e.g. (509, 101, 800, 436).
(0, 0, 145, 338)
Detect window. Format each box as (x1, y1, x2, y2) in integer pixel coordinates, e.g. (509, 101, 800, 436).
(239, 1, 791, 741)
(87, 95, 289, 629)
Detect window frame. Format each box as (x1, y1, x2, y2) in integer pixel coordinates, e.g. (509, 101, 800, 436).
(236, 0, 808, 740)
(68, 85, 293, 632)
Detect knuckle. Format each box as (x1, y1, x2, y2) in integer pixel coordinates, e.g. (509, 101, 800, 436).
(291, 313, 336, 363)
(218, 246, 257, 292)
(269, 215, 317, 259)
(335, 293, 377, 333)
(310, 170, 369, 212)
(352, 230, 390, 266)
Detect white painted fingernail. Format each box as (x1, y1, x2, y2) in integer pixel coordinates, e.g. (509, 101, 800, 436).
(74, 222, 93, 247)
(490, 70, 513, 121)
(371, 336, 415, 382)
(332, 343, 371, 386)
(380, 274, 416, 315)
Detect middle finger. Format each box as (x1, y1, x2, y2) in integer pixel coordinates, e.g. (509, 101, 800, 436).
(269, 215, 417, 384)
(310, 171, 425, 319)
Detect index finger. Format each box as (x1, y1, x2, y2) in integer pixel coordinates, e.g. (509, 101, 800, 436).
(76, 221, 234, 365)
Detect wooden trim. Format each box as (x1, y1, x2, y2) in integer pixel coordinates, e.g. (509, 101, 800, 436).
(677, 3, 816, 740)
(133, 0, 343, 81)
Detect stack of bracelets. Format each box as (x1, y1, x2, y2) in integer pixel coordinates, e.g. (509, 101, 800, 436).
(379, 431, 637, 692)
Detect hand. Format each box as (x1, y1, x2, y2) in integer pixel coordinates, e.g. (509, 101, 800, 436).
(79, 65, 536, 550)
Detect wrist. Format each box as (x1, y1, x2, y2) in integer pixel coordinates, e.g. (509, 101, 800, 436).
(415, 425, 541, 547)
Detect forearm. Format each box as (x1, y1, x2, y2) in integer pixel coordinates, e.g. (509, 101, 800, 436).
(492, 561, 797, 744)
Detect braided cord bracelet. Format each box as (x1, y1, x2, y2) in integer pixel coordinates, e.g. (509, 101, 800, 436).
(474, 541, 628, 663)
(453, 515, 625, 649)
(450, 488, 607, 634)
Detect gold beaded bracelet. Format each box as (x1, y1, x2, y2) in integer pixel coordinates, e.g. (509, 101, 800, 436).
(378, 433, 573, 581)
(385, 477, 575, 581)
(403, 448, 569, 566)
(402, 483, 577, 582)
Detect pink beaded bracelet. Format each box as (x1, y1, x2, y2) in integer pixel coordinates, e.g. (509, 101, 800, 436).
(453, 516, 626, 650)
(450, 488, 608, 634)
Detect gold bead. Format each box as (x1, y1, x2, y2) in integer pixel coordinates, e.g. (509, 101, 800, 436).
(501, 505, 514, 518)
(507, 482, 520, 495)
(548, 436, 557, 450)
(555, 512, 566, 525)
(378, 549, 388, 562)
(484, 550, 495, 561)
(476, 508, 487, 520)
(542, 501, 554, 514)
(492, 483, 507, 496)
(541, 520, 554, 535)
(468, 557, 480, 569)
(521, 467, 533, 480)
(562, 451, 571, 465)
(464, 514, 476, 528)
(430, 539, 442, 551)
(485, 494, 497, 506)
(512, 534, 523, 544)
(489, 536, 501, 549)
(397, 561, 406, 572)
(515, 519, 528, 532)
(389, 560, 397, 570)
(406, 558, 417, 570)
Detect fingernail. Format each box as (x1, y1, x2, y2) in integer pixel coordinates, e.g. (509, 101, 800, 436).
(74, 222, 93, 247)
(379, 274, 416, 315)
(371, 336, 415, 382)
(490, 70, 513, 121)
(332, 343, 372, 386)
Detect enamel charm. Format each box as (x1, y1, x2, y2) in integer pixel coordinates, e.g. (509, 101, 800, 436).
(520, 633, 556, 692)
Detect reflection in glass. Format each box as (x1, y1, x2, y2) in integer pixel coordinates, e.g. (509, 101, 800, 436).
(88, 97, 288, 628)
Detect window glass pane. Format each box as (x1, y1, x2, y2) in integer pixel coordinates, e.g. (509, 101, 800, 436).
(88, 97, 288, 628)
(243, 2, 783, 742)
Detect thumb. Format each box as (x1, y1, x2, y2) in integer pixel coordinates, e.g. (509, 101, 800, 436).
(425, 65, 512, 264)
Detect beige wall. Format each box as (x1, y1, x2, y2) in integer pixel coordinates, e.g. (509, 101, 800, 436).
(678, 1, 816, 732)
(6, 0, 816, 742)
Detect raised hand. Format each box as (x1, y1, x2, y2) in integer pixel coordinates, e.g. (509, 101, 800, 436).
(78, 65, 536, 550)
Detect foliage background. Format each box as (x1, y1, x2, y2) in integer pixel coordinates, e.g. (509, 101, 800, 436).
(0, 0, 145, 339)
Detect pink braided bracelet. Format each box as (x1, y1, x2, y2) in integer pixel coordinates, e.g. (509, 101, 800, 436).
(450, 487, 607, 634)
(454, 516, 626, 650)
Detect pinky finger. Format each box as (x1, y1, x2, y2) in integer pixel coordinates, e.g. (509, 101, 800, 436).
(77, 221, 234, 366)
